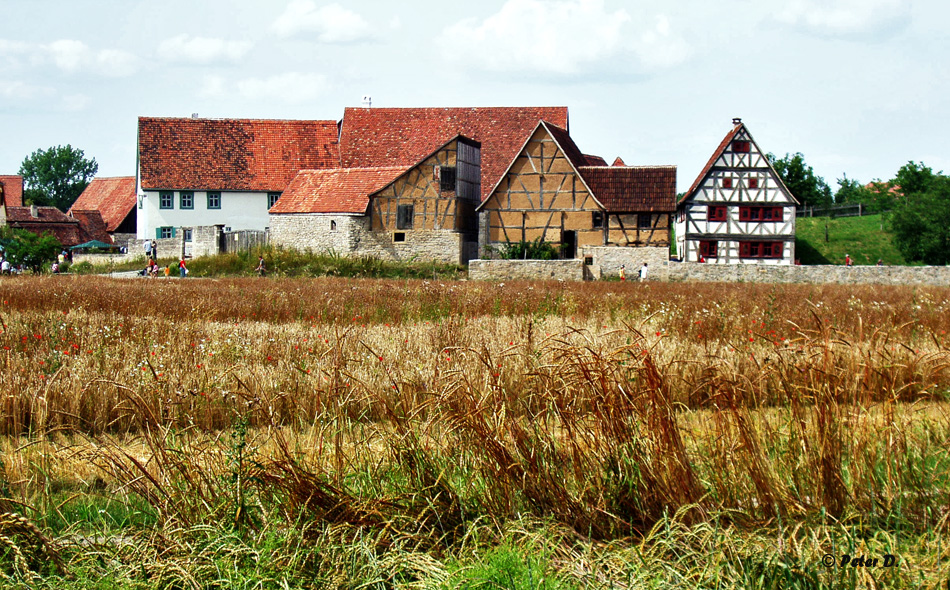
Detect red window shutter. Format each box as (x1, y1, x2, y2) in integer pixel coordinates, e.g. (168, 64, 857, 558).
(739, 207, 748, 221)
(733, 141, 750, 153)
(740, 242, 750, 257)
(749, 178, 758, 189)
(772, 243, 782, 257)
(723, 177, 733, 189)
(709, 241, 718, 257)
(774, 207, 783, 221)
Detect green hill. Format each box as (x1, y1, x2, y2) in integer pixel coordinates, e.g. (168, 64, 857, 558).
(795, 213, 910, 265)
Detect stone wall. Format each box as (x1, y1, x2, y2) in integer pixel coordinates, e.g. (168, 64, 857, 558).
(582, 246, 669, 279)
(270, 213, 471, 264)
(667, 263, 950, 286)
(468, 259, 585, 281)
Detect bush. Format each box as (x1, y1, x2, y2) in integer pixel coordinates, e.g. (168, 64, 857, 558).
(498, 239, 560, 260)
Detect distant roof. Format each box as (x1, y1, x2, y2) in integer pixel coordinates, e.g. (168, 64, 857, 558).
(5, 206, 87, 246)
(271, 167, 406, 214)
(582, 154, 609, 167)
(579, 166, 677, 212)
(339, 106, 569, 201)
(71, 176, 136, 232)
(0, 176, 23, 207)
(612, 157, 626, 167)
(680, 121, 743, 204)
(138, 117, 340, 192)
(69, 209, 113, 244)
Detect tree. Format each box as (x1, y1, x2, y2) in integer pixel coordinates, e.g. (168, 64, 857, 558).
(0, 227, 63, 272)
(768, 152, 833, 209)
(889, 165, 950, 265)
(834, 174, 873, 205)
(18, 145, 98, 211)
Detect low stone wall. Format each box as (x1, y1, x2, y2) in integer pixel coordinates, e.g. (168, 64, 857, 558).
(270, 213, 470, 264)
(667, 263, 950, 286)
(582, 246, 669, 279)
(468, 259, 585, 281)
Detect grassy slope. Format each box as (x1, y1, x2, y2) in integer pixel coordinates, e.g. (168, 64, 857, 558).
(795, 213, 910, 266)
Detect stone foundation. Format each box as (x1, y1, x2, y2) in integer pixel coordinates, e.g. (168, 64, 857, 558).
(468, 259, 585, 281)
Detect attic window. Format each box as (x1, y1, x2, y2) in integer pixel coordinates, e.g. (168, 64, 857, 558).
(160, 192, 173, 209)
(722, 177, 733, 189)
(268, 193, 280, 208)
(180, 192, 194, 209)
(396, 204, 414, 229)
(439, 167, 457, 192)
(748, 177, 759, 189)
(638, 213, 652, 229)
(591, 211, 604, 229)
(733, 141, 750, 153)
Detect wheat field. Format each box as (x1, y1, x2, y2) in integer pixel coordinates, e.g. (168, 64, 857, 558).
(0, 275, 947, 588)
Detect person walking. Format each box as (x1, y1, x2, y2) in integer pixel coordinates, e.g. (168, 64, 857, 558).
(255, 255, 266, 277)
(151, 240, 158, 261)
(144, 240, 151, 258)
(179, 258, 187, 278)
(639, 262, 648, 282)
(619, 264, 626, 282)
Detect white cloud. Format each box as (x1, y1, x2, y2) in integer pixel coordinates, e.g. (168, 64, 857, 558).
(47, 39, 91, 72)
(60, 93, 92, 112)
(1, 39, 140, 77)
(0, 80, 53, 100)
(158, 34, 253, 64)
(271, 1, 373, 43)
(96, 49, 139, 77)
(220, 72, 331, 104)
(438, 0, 689, 78)
(775, 0, 911, 37)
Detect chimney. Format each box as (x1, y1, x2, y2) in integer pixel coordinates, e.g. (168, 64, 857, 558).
(191, 113, 199, 118)
(361, 95, 372, 108)
(732, 117, 742, 125)
(31, 204, 38, 218)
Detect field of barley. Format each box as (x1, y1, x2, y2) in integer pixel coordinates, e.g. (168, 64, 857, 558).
(0, 275, 947, 589)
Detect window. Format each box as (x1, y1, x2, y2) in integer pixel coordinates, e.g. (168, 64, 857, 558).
(591, 211, 604, 229)
(638, 213, 652, 229)
(722, 177, 733, 189)
(739, 206, 784, 222)
(330, 220, 337, 231)
(183, 228, 193, 242)
(207, 192, 221, 209)
(732, 141, 750, 153)
(739, 241, 783, 258)
(268, 193, 280, 208)
(707, 205, 727, 222)
(439, 167, 457, 192)
(180, 191, 194, 209)
(748, 177, 759, 189)
(699, 240, 718, 258)
(396, 204, 414, 229)
(159, 192, 173, 209)
(157, 226, 175, 239)
(393, 232, 406, 242)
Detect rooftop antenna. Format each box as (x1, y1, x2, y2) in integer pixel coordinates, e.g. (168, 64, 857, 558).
(361, 96, 372, 108)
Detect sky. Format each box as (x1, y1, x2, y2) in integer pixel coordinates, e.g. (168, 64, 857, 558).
(2, 0, 948, 193)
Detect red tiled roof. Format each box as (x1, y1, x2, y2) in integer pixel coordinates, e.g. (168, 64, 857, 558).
(612, 157, 626, 167)
(271, 167, 406, 214)
(5, 206, 87, 246)
(579, 166, 677, 212)
(0, 175, 23, 207)
(138, 118, 340, 192)
(69, 210, 114, 244)
(583, 154, 608, 166)
(339, 106, 568, 201)
(70, 176, 136, 232)
(679, 121, 742, 205)
(542, 122, 591, 170)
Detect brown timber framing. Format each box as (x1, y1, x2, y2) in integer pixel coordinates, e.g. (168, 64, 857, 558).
(370, 136, 479, 234)
(479, 122, 606, 254)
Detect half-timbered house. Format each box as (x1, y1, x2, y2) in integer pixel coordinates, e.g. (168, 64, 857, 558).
(675, 118, 798, 264)
(270, 136, 481, 264)
(477, 120, 676, 258)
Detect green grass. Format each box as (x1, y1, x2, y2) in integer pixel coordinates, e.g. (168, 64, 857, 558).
(73, 245, 467, 280)
(795, 213, 910, 266)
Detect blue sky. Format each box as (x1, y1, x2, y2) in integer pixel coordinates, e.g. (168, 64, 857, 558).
(2, 0, 947, 193)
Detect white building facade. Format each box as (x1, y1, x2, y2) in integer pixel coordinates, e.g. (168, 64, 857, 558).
(137, 188, 278, 240)
(676, 118, 798, 265)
